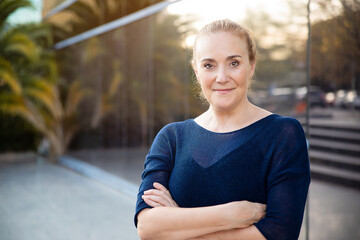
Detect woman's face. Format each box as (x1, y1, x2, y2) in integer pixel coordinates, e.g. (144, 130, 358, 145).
(193, 31, 255, 112)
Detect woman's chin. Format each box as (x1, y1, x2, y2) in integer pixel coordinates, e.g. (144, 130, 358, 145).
(211, 103, 239, 112)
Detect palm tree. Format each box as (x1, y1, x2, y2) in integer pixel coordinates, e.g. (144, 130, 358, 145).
(0, 19, 62, 157)
(0, 0, 91, 160)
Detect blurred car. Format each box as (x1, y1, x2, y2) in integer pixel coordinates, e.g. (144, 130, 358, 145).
(325, 92, 335, 106)
(334, 90, 358, 108)
(354, 96, 360, 110)
(309, 86, 326, 107)
(334, 89, 347, 108)
(344, 90, 358, 108)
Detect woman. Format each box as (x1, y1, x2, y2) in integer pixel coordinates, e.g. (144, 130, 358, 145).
(135, 19, 310, 240)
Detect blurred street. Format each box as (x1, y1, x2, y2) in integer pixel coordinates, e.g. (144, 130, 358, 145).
(1, 157, 360, 240)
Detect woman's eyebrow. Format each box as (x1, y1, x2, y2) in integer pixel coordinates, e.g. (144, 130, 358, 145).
(200, 58, 215, 63)
(227, 55, 243, 60)
(200, 55, 243, 63)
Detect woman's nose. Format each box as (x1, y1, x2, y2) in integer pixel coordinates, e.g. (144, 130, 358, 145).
(216, 67, 229, 83)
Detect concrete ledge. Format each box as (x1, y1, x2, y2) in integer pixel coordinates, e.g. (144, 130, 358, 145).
(59, 155, 139, 199)
(0, 151, 37, 163)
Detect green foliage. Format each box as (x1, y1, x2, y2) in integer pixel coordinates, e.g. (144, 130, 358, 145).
(0, 0, 78, 158)
(311, 0, 360, 90)
(0, 0, 33, 30)
(243, 5, 307, 89)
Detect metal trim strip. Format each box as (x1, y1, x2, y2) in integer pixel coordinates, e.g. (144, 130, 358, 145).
(53, 0, 181, 50)
(44, 0, 78, 20)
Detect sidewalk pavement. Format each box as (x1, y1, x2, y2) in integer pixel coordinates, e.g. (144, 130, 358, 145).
(1, 159, 360, 240)
(0, 161, 138, 240)
(308, 179, 360, 240)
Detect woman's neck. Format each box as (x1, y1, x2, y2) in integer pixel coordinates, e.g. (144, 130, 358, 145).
(195, 98, 272, 133)
(197, 100, 254, 133)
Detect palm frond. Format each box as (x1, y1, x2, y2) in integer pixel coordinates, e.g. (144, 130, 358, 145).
(11, 23, 53, 47)
(48, 22, 72, 43)
(64, 80, 92, 117)
(0, 57, 22, 94)
(0, 96, 27, 115)
(22, 99, 47, 133)
(24, 88, 57, 118)
(0, 93, 40, 130)
(25, 78, 62, 117)
(2, 32, 37, 61)
(0, 0, 33, 29)
(67, 1, 100, 27)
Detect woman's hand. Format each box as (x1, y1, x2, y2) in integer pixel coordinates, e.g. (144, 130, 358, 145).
(226, 201, 266, 229)
(142, 182, 179, 208)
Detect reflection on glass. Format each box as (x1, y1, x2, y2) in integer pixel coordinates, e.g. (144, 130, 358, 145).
(55, 1, 313, 238)
(43, 0, 69, 15)
(57, 0, 310, 190)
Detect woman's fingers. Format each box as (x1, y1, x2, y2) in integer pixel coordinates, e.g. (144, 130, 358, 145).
(142, 182, 179, 207)
(144, 189, 172, 201)
(153, 182, 179, 207)
(142, 195, 163, 207)
(153, 182, 170, 194)
(144, 183, 171, 199)
(143, 193, 172, 206)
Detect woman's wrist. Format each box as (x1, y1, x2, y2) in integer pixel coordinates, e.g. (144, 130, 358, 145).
(223, 201, 266, 229)
(221, 202, 242, 229)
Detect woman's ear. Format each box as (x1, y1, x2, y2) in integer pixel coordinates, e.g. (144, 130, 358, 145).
(249, 61, 256, 79)
(191, 60, 199, 78)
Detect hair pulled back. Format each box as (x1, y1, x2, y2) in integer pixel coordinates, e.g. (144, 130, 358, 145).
(192, 19, 257, 65)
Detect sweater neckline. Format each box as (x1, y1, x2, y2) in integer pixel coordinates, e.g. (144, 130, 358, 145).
(190, 113, 277, 135)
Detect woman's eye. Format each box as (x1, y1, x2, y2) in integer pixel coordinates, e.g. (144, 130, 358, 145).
(231, 61, 239, 67)
(204, 63, 213, 69)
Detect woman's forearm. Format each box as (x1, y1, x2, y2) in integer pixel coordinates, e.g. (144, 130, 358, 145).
(137, 201, 265, 240)
(188, 225, 266, 240)
(137, 204, 232, 240)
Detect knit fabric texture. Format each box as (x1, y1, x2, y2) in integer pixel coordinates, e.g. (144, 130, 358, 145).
(135, 114, 311, 240)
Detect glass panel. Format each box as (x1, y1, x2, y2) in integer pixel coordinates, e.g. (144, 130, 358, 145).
(45, 0, 165, 44)
(43, 0, 68, 15)
(58, 7, 202, 184)
(308, 0, 360, 239)
(56, 0, 310, 238)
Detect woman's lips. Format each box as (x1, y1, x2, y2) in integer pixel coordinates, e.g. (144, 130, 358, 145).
(213, 88, 234, 94)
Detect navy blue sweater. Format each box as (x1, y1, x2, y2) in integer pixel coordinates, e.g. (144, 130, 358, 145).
(135, 114, 311, 240)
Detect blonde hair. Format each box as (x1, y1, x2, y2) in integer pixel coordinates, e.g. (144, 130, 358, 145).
(192, 19, 257, 65)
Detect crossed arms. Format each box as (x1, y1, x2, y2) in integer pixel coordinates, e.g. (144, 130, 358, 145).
(137, 182, 267, 240)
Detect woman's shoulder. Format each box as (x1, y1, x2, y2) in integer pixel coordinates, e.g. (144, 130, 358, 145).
(270, 114, 303, 130)
(156, 119, 194, 136)
(265, 114, 306, 141)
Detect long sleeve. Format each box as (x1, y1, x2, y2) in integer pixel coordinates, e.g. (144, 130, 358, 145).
(134, 124, 176, 227)
(134, 115, 311, 238)
(254, 118, 311, 240)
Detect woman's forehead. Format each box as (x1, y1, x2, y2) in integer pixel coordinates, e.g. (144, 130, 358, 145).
(194, 32, 248, 59)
